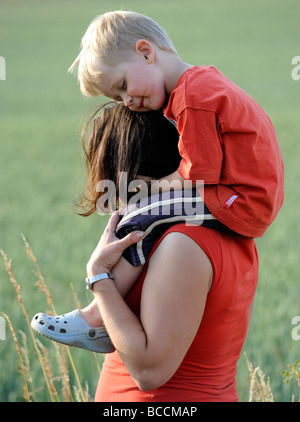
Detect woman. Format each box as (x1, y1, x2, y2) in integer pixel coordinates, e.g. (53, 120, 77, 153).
(83, 104, 258, 401)
(33, 103, 258, 401)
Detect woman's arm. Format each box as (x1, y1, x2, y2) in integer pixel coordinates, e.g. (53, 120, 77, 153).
(88, 215, 212, 391)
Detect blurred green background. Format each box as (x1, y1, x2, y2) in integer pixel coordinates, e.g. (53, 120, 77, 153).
(0, 0, 299, 402)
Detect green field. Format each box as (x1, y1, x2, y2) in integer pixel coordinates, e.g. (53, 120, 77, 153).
(1, 0, 300, 402)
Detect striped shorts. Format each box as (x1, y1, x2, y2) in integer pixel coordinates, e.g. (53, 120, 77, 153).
(116, 189, 230, 267)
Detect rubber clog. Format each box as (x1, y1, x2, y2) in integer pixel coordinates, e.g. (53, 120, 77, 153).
(31, 309, 115, 353)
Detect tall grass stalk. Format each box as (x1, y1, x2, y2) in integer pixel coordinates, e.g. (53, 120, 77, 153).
(1, 240, 93, 402)
(0, 248, 57, 401)
(18, 330, 37, 401)
(21, 234, 86, 402)
(246, 353, 274, 402)
(1, 313, 31, 402)
(36, 338, 60, 401)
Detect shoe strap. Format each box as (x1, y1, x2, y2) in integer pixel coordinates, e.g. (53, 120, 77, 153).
(87, 327, 107, 339)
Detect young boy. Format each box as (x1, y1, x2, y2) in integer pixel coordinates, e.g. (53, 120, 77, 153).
(69, 10, 284, 239)
(32, 11, 284, 352)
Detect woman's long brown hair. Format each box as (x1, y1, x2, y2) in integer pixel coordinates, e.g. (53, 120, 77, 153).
(77, 101, 180, 216)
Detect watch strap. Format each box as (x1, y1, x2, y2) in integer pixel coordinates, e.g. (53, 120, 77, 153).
(85, 272, 114, 290)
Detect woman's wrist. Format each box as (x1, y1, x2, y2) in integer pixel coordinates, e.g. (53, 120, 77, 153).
(92, 276, 115, 293)
(86, 263, 112, 278)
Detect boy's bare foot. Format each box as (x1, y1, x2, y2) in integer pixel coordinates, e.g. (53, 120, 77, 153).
(79, 299, 103, 327)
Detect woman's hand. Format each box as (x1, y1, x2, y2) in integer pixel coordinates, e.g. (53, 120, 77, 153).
(86, 212, 144, 277)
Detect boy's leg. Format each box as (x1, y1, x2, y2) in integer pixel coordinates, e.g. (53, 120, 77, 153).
(80, 257, 143, 327)
(31, 257, 143, 353)
(116, 188, 217, 266)
(79, 298, 101, 327)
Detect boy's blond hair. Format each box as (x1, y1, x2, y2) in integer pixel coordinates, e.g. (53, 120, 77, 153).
(68, 11, 178, 97)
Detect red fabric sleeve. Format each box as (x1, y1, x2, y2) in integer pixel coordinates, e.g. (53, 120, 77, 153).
(176, 107, 223, 183)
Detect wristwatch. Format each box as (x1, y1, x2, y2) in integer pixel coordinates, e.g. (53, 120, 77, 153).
(85, 272, 115, 290)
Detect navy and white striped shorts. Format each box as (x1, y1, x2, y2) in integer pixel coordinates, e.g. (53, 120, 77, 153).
(116, 189, 227, 267)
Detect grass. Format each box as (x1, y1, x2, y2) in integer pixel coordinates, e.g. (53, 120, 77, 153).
(1, 0, 300, 401)
(1, 238, 99, 402)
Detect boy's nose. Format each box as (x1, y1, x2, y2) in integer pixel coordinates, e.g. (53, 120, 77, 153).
(123, 95, 133, 107)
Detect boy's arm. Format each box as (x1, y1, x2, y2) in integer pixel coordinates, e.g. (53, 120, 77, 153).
(159, 170, 184, 185)
(150, 170, 184, 195)
(150, 170, 199, 195)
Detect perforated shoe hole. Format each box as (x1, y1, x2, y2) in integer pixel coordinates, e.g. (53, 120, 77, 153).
(88, 329, 96, 338)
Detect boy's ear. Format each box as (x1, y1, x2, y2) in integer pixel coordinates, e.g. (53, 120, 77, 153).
(135, 39, 155, 64)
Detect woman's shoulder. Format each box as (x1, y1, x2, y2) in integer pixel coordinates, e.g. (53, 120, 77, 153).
(155, 224, 224, 261)
(154, 224, 257, 281)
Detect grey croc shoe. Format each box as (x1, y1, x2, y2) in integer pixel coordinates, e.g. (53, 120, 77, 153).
(31, 309, 115, 353)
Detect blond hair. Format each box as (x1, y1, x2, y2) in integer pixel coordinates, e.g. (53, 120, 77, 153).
(68, 11, 177, 97)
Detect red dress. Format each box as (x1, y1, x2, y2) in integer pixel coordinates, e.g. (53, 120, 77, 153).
(95, 225, 258, 402)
